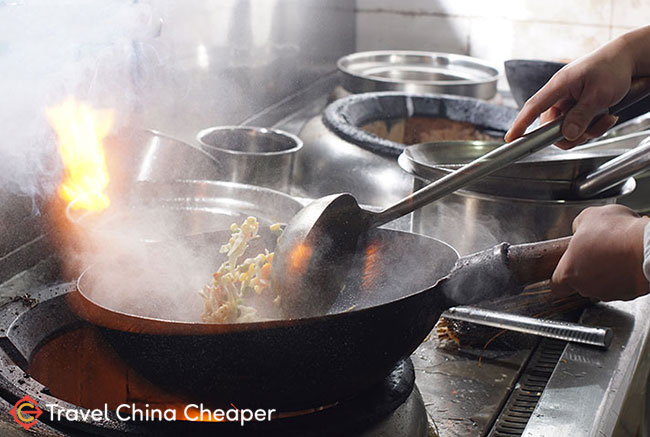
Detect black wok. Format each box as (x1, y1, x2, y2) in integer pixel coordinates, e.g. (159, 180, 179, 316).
(68, 229, 568, 410)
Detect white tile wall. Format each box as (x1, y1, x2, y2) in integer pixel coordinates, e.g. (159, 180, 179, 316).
(610, 25, 638, 39)
(469, 19, 610, 64)
(612, 0, 650, 28)
(355, 0, 649, 68)
(356, 12, 470, 53)
(357, 0, 612, 25)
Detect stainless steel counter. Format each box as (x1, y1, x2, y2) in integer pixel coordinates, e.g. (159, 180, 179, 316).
(523, 296, 650, 437)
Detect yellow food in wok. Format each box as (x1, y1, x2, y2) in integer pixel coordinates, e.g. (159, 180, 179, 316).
(199, 217, 282, 323)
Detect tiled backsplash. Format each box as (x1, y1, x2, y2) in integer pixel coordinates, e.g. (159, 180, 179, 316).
(356, 0, 648, 74)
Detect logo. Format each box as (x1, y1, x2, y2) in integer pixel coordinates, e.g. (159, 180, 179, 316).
(10, 395, 42, 430)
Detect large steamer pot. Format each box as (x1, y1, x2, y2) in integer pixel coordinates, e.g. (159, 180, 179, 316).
(409, 176, 635, 255)
(295, 92, 518, 206)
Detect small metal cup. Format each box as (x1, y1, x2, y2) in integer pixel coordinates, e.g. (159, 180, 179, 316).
(196, 126, 302, 192)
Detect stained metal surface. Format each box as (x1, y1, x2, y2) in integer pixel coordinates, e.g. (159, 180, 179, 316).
(595, 115, 650, 142)
(413, 335, 536, 436)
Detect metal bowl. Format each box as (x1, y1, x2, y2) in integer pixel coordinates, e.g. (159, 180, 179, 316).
(196, 126, 302, 193)
(338, 51, 499, 99)
(504, 59, 565, 108)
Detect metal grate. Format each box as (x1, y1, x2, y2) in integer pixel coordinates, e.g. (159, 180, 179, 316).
(488, 338, 567, 437)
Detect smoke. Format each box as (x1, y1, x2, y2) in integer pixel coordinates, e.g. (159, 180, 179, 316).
(0, 0, 162, 198)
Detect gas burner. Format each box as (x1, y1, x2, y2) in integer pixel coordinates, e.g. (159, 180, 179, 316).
(0, 284, 429, 436)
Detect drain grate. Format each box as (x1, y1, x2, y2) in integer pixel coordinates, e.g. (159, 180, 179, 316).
(488, 338, 567, 437)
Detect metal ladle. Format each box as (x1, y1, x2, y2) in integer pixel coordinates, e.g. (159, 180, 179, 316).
(272, 79, 650, 319)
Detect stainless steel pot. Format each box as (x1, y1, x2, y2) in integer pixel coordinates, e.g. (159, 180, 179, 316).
(401, 137, 650, 254)
(409, 183, 634, 255)
(196, 126, 302, 193)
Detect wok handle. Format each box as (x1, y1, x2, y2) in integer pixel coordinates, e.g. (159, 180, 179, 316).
(507, 236, 571, 285)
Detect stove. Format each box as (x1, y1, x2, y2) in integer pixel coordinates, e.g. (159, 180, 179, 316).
(1, 53, 650, 437)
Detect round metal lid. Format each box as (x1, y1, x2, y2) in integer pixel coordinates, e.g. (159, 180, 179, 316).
(338, 51, 499, 99)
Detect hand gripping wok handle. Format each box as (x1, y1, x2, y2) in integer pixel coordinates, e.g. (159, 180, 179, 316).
(507, 236, 571, 285)
(372, 77, 650, 228)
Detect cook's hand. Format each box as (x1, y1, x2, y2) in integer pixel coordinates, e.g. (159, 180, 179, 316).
(552, 205, 650, 301)
(505, 25, 650, 149)
(505, 43, 633, 149)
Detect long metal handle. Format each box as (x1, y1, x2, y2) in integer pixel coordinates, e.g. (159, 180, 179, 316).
(442, 306, 612, 348)
(574, 135, 650, 197)
(372, 77, 650, 227)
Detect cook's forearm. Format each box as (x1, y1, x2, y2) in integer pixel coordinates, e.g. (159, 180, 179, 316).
(619, 25, 650, 77)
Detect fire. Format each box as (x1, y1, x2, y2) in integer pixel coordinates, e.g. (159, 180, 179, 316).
(47, 98, 113, 212)
(289, 243, 313, 273)
(361, 240, 381, 291)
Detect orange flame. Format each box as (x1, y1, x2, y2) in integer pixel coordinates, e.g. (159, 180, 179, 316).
(361, 240, 381, 291)
(47, 98, 112, 212)
(289, 243, 313, 273)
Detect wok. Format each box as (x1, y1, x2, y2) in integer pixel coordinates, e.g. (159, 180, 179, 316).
(69, 226, 569, 411)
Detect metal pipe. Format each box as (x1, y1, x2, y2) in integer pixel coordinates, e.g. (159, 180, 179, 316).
(442, 306, 612, 348)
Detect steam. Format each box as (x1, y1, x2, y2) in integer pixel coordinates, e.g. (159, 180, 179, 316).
(0, 0, 227, 322)
(71, 206, 223, 322)
(0, 2, 219, 321)
(0, 0, 160, 198)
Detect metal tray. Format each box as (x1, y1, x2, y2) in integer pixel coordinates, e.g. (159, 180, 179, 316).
(337, 50, 499, 99)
